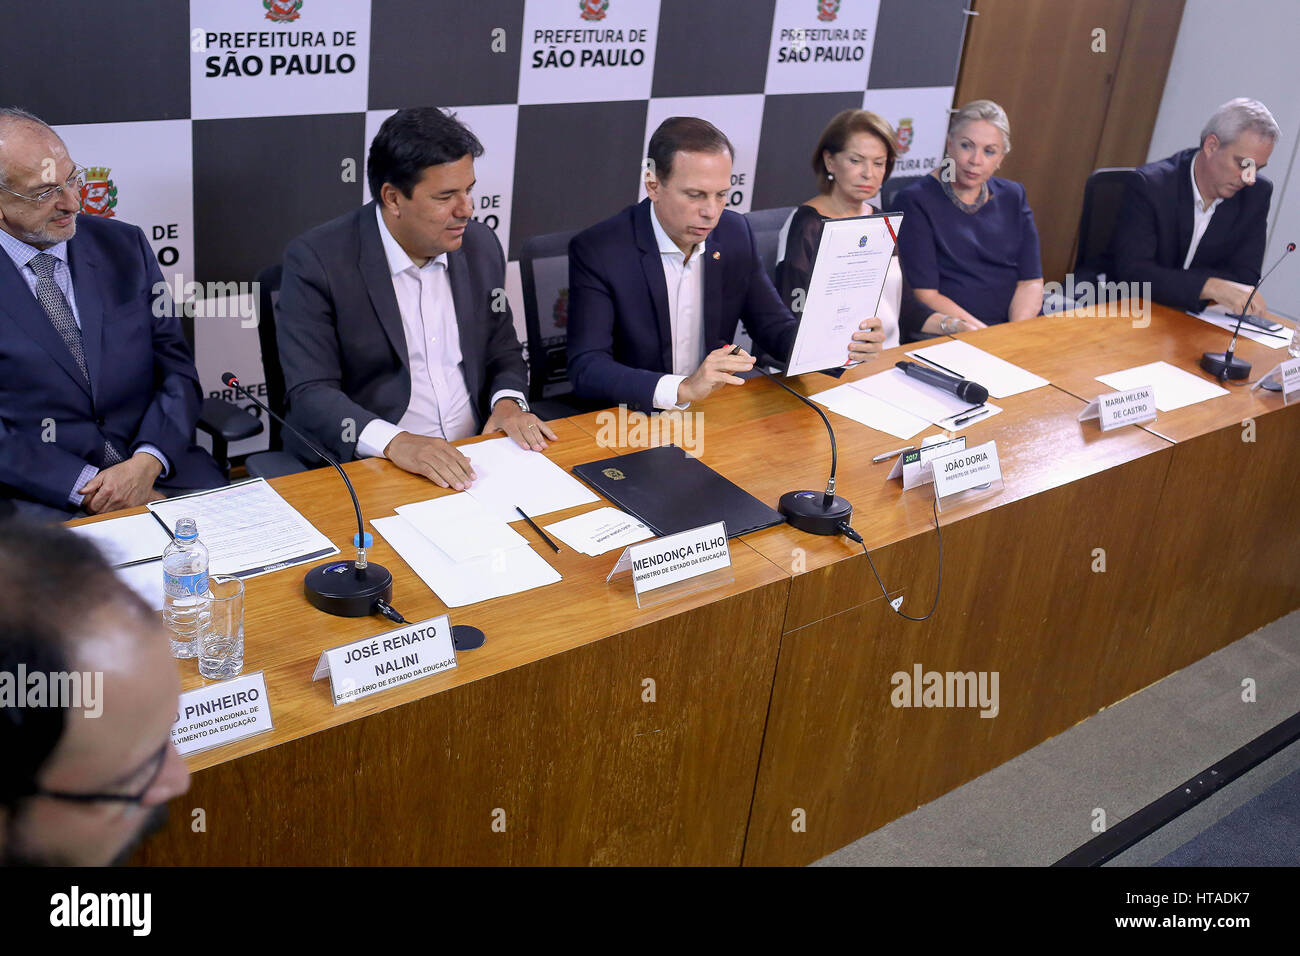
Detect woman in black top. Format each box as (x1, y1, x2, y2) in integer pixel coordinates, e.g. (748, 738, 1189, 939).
(775, 109, 940, 346)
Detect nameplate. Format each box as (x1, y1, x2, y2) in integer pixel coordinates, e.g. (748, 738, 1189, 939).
(312, 615, 457, 706)
(888, 436, 966, 490)
(931, 440, 1002, 499)
(1078, 385, 1157, 430)
(628, 521, 731, 597)
(1253, 357, 1300, 404)
(171, 671, 273, 757)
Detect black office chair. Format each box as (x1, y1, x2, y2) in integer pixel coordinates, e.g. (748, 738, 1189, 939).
(242, 264, 312, 479)
(1073, 167, 1139, 287)
(877, 176, 911, 214)
(517, 228, 602, 419)
(176, 297, 263, 478)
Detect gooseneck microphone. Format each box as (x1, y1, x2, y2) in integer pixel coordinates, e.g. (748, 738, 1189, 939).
(748, 364, 852, 535)
(222, 372, 397, 619)
(1201, 242, 1295, 381)
(895, 360, 990, 405)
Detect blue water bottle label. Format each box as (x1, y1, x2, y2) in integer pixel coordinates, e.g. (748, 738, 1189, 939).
(164, 570, 209, 598)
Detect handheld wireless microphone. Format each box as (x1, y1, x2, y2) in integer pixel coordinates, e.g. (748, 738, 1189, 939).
(895, 360, 990, 405)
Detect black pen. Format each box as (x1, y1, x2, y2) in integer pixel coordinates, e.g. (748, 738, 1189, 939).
(952, 407, 991, 427)
(516, 506, 561, 553)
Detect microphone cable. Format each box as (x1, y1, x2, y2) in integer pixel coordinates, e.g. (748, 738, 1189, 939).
(836, 494, 943, 622)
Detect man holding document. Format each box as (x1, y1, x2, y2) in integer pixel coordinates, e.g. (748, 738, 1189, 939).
(567, 117, 884, 412)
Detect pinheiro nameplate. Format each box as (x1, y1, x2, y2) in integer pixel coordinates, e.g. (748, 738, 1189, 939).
(1252, 357, 1300, 404)
(171, 671, 273, 757)
(931, 440, 1002, 507)
(1078, 385, 1157, 430)
(312, 615, 457, 707)
(888, 436, 966, 490)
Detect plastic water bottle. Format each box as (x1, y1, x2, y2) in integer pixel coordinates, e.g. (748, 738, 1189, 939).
(163, 518, 210, 659)
(1289, 323, 1300, 361)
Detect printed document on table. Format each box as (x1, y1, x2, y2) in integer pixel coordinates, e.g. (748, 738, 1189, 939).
(543, 507, 653, 556)
(809, 381, 931, 439)
(68, 512, 171, 567)
(396, 493, 527, 563)
(851, 367, 983, 425)
(907, 339, 1050, 397)
(371, 515, 561, 608)
(116, 560, 164, 611)
(1187, 305, 1292, 349)
(1096, 361, 1228, 411)
(459, 437, 598, 522)
(786, 213, 901, 376)
(147, 478, 338, 577)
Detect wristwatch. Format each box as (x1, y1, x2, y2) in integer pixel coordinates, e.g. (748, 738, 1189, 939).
(940, 315, 959, 334)
(505, 396, 529, 413)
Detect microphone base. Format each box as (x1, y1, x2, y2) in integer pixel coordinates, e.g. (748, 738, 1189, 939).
(1199, 351, 1251, 381)
(779, 490, 853, 536)
(304, 560, 394, 617)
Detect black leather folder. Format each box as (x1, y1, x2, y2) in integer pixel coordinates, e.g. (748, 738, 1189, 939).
(572, 445, 784, 538)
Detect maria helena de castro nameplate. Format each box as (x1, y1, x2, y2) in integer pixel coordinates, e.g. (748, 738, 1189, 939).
(312, 615, 457, 706)
(1078, 385, 1156, 430)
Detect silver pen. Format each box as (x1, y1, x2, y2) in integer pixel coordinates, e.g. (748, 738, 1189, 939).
(872, 445, 915, 463)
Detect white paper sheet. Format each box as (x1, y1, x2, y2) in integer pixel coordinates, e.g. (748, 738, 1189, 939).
(810, 382, 932, 439)
(147, 478, 338, 577)
(1187, 306, 1293, 349)
(786, 214, 900, 376)
(371, 515, 560, 608)
(851, 367, 984, 425)
(116, 559, 164, 611)
(907, 339, 1050, 398)
(1096, 361, 1229, 411)
(395, 493, 527, 563)
(543, 507, 653, 556)
(459, 437, 598, 522)
(69, 512, 171, 567)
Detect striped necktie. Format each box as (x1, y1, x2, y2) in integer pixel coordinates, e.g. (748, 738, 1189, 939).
(28, 252, 124, 465)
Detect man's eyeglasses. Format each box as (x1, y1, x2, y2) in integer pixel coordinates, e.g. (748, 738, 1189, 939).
(31, 741, 171, 805)
(0, 165, 87, 205)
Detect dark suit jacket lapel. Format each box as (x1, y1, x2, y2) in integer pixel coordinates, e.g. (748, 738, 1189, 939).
(1176, 149, 1196, 260)
(357, 202, 409, 369)
(446, 248, 484, 421)
(0, 247, 92, 398)
(68, 237, 106, 401)
(634, 200, 673, 371)
(702, 240, 723, 350)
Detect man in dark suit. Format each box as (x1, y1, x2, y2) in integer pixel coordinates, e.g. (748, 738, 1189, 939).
(277, 107, 549, 491)
(1111, 98, 1278, 315)
(0, 108, 222, 520)
(568, 117, 883, 412)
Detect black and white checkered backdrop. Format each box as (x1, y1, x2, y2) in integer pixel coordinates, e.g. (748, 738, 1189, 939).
(1, 0, 968, 455)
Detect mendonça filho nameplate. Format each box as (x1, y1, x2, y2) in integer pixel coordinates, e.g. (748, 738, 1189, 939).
(171, 671, 274, 757)
(628, 521, 731, 597)
(1078, 384, 1156, 430)
(312, 615, 457, 706)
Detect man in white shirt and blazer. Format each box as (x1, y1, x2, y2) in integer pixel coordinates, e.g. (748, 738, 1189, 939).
(277, 107, 553, 491)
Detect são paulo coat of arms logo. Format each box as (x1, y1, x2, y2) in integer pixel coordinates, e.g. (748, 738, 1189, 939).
(80, 168, 118, 218)
(896, 118, 914, 155)
(579, 0, 609, 21)
(264, 0, 303, 23)
(817, 0, 840, 21)
(552, 288, 570, 329)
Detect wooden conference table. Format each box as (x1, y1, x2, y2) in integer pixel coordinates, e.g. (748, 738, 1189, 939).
(93, 301, 1298, 866)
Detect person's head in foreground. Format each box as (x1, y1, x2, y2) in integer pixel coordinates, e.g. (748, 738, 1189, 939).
(0, 521, 189, 865)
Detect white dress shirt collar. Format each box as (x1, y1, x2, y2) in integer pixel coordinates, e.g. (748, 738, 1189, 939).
(376, 204, 447, 276)
(649, 202, 705, 262)
(1190, 154, 1222, 215)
